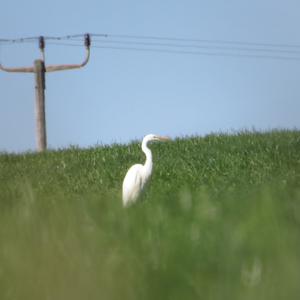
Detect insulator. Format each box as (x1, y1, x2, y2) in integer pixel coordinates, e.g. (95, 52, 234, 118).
(84, 34, 91, 48)
(39, 36, 45, 50)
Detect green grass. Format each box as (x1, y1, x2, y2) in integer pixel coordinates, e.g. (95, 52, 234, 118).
(0, 130, 300, 300)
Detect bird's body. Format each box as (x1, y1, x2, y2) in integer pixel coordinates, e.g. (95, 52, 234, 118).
(122, 163, 151, 205)
(122, 134, 169, 207)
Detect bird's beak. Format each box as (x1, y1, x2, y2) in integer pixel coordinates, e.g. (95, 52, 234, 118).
(157, 136, 171, 141)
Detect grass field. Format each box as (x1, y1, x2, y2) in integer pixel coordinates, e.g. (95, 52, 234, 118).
(0, 130, 300, 300)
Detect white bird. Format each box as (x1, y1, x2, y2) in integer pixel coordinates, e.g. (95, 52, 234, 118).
(122, 134, 170, 207)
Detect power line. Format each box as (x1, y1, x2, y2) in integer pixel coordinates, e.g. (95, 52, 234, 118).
(90, 39, 300, 55)
(41, 41, 300, 61)
(91, 45, 300, 61)
(2, 33, 300, 61)
(91, 33, 300, 49)
(0, 33, 104, 44)
(2, 32, 300, 49)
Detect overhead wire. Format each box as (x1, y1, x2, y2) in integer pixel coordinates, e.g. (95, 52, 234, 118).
(91, 33, 300, 49)
(90, 45, 300, 61)
(42, 41, 300, 61)
(90, 39, 300, 55)
(2, 32, 300, 48)
(1, 33, 300, 61)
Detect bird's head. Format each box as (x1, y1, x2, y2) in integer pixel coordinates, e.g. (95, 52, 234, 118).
(144, 134, 171, 143)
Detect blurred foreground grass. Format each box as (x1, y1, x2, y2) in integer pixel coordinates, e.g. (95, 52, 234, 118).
(0, 130, 300, 300)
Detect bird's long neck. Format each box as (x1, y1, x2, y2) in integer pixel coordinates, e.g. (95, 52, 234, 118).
(142, 139, 153, 177)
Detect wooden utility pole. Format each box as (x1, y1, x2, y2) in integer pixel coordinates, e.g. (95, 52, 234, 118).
(0, 34, 91, 152)
(34, 59, 47, 151)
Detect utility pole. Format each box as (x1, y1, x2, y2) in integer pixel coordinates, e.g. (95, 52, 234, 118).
(0, 34, 91, 152)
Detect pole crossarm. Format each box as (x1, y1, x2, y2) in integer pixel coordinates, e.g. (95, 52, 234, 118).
(0, 64, 34, 73)
(46, 47, 90, 72)
(0, 46, 90, 73)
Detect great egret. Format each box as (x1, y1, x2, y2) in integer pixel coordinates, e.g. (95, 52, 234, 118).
(122, 134, 170, 207)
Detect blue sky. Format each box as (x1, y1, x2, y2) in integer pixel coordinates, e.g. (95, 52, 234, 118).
(1, 0, 300, 152)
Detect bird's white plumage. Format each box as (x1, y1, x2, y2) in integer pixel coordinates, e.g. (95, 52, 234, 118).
(122, 164, 147, 206)
(122, 134, 170, 207)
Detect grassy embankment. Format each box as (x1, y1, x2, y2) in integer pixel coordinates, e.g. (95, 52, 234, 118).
(0, 130, 300, 300)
